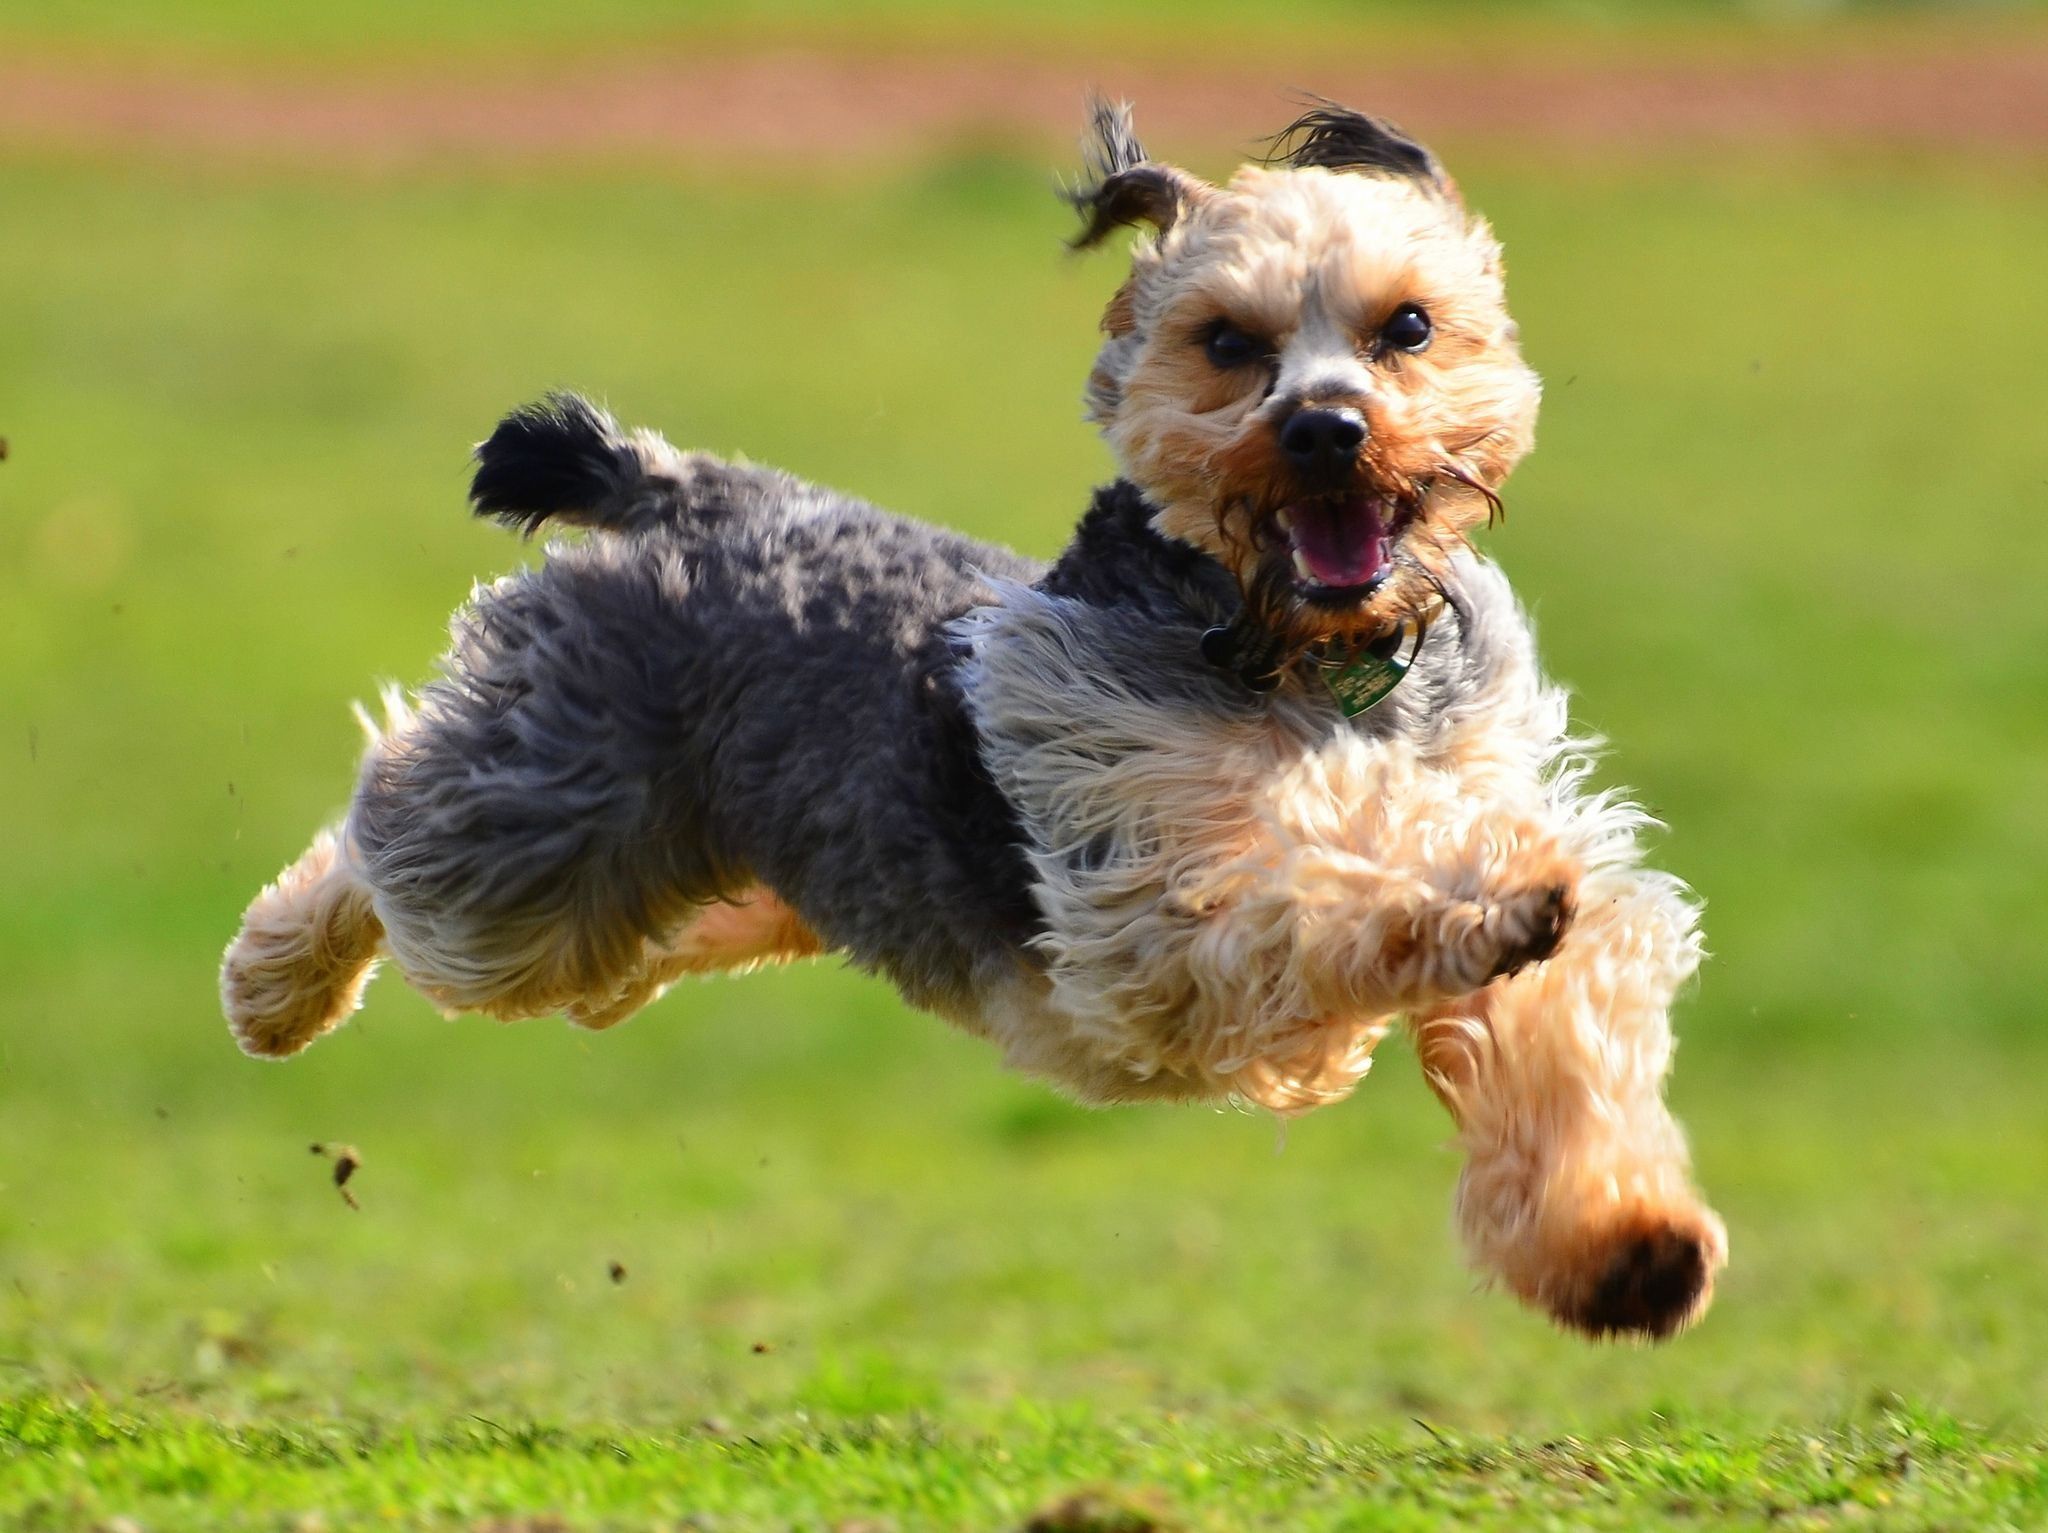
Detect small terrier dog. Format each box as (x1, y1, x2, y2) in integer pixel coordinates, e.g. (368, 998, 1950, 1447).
(224, 101, 1726, 1339)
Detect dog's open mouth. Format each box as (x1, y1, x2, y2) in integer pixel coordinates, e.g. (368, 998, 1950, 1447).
(1276, 495, 1396, 600)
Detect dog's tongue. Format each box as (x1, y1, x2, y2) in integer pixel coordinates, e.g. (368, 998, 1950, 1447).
(1288, 497, 1391, 589)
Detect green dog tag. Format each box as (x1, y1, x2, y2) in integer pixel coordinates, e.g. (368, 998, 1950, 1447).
(1320, 621, 1420, 719)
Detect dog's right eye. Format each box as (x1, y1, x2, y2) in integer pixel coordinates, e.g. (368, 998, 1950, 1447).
(1203, 322, 1267, 370)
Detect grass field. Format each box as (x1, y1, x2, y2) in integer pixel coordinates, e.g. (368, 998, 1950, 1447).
(4, 47, 2048, 1530)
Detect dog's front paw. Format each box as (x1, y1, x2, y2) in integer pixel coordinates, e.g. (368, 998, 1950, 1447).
(1548, 1209, 1727, 1341)
(1486, 876, 1577, 982)
(1379, 870, 1578, 1004)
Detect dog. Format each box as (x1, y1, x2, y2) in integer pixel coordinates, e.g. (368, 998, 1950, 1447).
(222, 100, 1726, 1339)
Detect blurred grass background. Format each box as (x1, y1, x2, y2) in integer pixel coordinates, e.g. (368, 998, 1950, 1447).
(2, 3, 2047, 1526)
(11, 0, 2041, 62)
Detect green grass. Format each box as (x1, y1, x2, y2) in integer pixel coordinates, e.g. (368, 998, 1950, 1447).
(7, 1394, 2044, 1530)
(3, 139, 2048, 1527)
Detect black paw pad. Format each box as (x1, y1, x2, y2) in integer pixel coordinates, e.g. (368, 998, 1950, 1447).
(1490, 882, 1575, 981)
(1573, 1227, 1713, 1340)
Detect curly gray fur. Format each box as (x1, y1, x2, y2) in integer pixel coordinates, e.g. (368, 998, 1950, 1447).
(350, 399, 1044, 1018)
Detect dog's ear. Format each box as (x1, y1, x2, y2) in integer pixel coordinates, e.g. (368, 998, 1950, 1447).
(1065, 97, 1212, 251)
(1266, 101, 1455, 200)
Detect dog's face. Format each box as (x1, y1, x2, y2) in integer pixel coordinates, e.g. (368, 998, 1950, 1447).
(1073, 104, 1540, 653)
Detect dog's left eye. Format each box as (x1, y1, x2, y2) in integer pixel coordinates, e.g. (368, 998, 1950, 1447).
(1380, 303, 1433, 353)
(1203, 322, 1267, 370)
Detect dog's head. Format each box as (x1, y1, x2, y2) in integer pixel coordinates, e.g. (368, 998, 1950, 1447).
(1070, 100, 1540, 655)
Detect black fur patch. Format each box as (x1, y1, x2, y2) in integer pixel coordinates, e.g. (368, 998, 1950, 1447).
(1064, 96, 1201, 251)
(1265, 102, 1447, 193)
(1040, 480, 1241, 627)
(470, 392, 638, 537)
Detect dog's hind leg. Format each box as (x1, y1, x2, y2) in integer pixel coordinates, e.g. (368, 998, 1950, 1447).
(564, 887, 826, 1031)
(221, 827, 385, 1059)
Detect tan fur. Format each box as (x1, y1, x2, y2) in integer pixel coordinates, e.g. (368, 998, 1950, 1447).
(1398, 619, 1723, 1335)
(565, 888, 825, 1031)
(220, 827, 384, 1059)
(961, 568, 1570, 1112)
(1091, 165, 1538, 652)
(1412, 875, 1727, 1339)
(1100, 277, 1139, 338)
(961, 550, 1722, 1333)
(1049, 128, 1723, 1333)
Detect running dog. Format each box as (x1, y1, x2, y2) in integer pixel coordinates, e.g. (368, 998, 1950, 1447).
(223, 101, 1726, 1339)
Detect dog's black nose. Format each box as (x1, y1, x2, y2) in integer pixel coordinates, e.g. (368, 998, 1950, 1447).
(1279, 407, 1367, 476)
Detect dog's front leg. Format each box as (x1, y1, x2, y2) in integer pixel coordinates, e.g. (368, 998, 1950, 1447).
(1129, 765, 1582, 1113)
(1276, 834, 1578, 1019)
(1197, 755, 1583, 1025)
(1408, 861, 1726, 1339)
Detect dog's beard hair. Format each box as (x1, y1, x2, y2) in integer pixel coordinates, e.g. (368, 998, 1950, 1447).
(1208, 460, 1492, 670)
(1237, 549, 1303, 657)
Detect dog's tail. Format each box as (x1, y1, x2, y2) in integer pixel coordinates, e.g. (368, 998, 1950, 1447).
(221, 827, 385, 1059)
(470, 392, 690, 538)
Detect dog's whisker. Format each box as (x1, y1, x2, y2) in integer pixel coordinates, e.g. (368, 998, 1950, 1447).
(1437, 461, 1506, 529)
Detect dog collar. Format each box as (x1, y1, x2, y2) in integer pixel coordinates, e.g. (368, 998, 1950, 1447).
(1200, 605, 1434, 718)
(1310, 618, 1427, 718)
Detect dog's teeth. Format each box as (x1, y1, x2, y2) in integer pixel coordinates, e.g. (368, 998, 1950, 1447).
(1292, 549, 1315, 582)
(1276, 509, 1294, 533)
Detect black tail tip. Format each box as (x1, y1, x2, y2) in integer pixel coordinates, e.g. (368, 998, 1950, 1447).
(470, 392, 631, 535)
